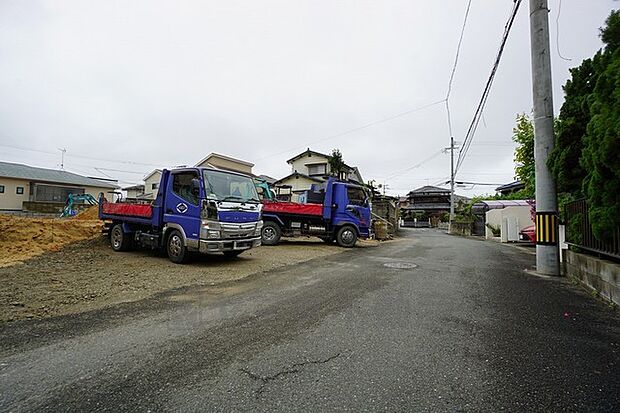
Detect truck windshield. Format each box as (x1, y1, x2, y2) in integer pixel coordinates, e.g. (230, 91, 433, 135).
(203, 169, 260, 203)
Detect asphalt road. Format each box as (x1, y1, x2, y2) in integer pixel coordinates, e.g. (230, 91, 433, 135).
(1, 229, 619, 412)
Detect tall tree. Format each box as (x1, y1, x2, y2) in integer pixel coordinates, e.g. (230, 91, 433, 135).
(547, 56, 599, 195)
(580, 10, 620, 238)
(328, 149, 346, 177)
(512, 114, 535, 198)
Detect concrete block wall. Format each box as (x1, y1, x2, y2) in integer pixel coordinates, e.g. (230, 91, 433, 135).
(565, 250, 620, 306)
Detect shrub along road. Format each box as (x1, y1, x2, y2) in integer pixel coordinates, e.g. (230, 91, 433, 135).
(1, 229, 619, 412)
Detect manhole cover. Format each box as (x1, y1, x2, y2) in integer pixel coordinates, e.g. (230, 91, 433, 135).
(383, 262, 418, 269)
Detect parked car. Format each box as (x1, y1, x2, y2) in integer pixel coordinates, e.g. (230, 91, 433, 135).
(519, 224, 536, 243)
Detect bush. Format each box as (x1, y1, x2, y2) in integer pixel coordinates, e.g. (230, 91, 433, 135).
(485, 223, 501, 237)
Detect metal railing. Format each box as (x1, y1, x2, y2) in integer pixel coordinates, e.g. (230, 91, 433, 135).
(565, 198, 620, 260)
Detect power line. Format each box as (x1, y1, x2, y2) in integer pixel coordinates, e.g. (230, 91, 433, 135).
(555, 0, 572, 61)
(455, 0, 523, 174)
(445, 0, 473, 138)
(380, 149, 445, 180)
(0, 143, 163, 167)
(254, 98, 447, 161)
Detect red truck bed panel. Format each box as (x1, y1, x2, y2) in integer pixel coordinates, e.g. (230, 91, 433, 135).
(102, 202, 153, 218)
(262, 201, 323, 216)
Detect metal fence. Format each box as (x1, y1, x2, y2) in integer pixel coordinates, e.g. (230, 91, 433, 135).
(565, 198, 620, 260)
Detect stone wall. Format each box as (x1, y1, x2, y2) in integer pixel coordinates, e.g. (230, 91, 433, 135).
(565, 250, 620, 306)
(450, 221, 473, 236)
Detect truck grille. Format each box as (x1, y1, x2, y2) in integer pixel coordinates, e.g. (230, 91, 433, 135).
(220, 222, 255, 239)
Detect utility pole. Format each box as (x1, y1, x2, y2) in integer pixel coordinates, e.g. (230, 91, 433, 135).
(529, 0, 559, 275)
(445, 137, 458, 220)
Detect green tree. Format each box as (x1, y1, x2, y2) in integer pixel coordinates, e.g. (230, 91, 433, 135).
(328, 148, 346, 177)
(580, 10, 620, 238)
(512, 114, 535, 198)
(547, 56, 599, 195)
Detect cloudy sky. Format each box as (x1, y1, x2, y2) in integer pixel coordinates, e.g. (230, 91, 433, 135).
(0, 0, 616, 196)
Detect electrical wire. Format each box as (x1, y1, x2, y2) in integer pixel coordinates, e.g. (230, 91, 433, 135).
(555, 0, 572, 61)
(0, 143, 163, 167)
(455, 0, 523, 174)
(254, 98, 447, 161)
(445, 0, 473, 139)
(381, 149, 445, 180)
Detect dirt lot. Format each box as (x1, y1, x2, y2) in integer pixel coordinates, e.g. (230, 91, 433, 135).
(0, 212, 101, 267)
(0, 234, 380, 323)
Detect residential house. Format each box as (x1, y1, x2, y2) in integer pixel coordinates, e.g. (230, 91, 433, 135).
(401, 185, 468, 227)
(122, 184, 145, 199)
(142, 169, 163, 199)
(194, 152, 254, 175)
(495, 180, 525, 196)
(0, 161, 118, 212)
(275, 149, 364, 201)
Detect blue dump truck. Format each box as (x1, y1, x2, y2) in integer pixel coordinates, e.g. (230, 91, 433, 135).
(99, 167, 263, 263)
(261, 178, 372, 247)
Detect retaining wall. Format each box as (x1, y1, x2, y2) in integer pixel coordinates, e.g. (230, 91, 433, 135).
(565, 250, 619, 306)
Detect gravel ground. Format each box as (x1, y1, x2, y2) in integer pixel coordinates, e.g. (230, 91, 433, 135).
(0, 236, 379, 322)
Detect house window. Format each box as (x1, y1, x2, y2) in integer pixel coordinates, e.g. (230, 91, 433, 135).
(0, 185, 4, 194)
(16, 186, 24, 195)
(34, 184, 84, 202)
(151, 183, 158, 190)
(307, 164, 327, 176)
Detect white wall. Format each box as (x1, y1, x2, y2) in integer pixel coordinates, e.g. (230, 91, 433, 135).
(0, 177, 30, 210)
(485, 206, 534, 241)
(289, 153, 329, 175)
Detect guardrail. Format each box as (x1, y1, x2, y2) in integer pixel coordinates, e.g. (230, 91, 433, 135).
(565, 198, 620, 260)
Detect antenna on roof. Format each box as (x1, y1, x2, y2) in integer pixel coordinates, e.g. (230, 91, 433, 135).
(58, 148, 67, 170)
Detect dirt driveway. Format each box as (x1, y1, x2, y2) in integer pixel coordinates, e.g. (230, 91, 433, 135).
(0, 236, 379, 323)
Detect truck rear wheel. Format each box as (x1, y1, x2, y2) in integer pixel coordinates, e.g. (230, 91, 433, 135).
(336, 225, 357, 248)
(261, 221, 281, 246)
(166, 230, 188, 264)
(110, 223, 132, 252)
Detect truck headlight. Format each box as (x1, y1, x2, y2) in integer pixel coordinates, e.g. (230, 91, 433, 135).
(201, 220, 221, 239)
(254, 220, 263, 236)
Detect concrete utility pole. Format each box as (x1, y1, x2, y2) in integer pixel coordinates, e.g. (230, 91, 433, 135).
(529, 0, 559, 275)
(447, 137, 458, 220)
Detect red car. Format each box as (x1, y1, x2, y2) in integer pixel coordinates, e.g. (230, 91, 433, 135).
(519, 225, 536, 243)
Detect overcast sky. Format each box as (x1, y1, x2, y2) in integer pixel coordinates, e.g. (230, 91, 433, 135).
(0, 0, 616, 196)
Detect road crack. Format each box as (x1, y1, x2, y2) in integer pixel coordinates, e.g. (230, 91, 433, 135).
(240, 353, 342, 396)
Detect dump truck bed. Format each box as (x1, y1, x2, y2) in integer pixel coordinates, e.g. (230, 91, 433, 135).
(261, 201, 323, 216)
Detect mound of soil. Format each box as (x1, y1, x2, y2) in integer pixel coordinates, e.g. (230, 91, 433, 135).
(73, 205, 100, 220)
(0, 213, 101, 267)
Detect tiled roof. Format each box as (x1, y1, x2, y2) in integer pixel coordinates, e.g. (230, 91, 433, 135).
(0, 161, 118, 188)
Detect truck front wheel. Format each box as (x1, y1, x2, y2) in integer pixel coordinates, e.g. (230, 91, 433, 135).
(336, 225, 357, 248)
(166, 230, 188, 264)
(261, 221, 281, 246)
(110, 223, 132, 252)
